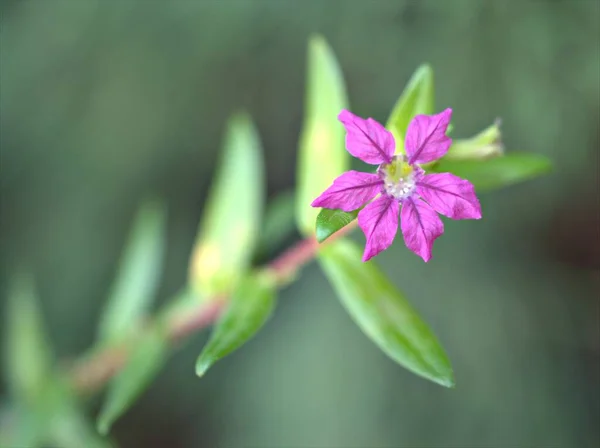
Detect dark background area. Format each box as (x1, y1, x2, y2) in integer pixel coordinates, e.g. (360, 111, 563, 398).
(1, 1, 599, 447)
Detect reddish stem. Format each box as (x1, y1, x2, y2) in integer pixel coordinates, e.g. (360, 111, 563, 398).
(68, 221, 357, 394)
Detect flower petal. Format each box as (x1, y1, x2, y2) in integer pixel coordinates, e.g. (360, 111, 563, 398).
(358, 195, 399, 262)
(417, 173, 482, 220)
(400, 198, 444, 262)
(311, 171, 382, 212)
(338, 110, 395, 165)
(405, 108, 453, 165)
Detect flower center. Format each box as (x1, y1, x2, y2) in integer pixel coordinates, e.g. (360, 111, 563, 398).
(377, 155, 417, 200)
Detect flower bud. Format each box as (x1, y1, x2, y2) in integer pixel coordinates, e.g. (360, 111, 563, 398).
(444, 119, 504, 161)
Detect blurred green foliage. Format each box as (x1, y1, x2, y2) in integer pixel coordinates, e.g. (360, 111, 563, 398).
(97, 325, 169, 436)
(296, 35, 348, 235)
(386, 64, 435, 149)
(189, 113, 265, 296)
(1, 1, 598, 447)
(96, 199, 167, 345)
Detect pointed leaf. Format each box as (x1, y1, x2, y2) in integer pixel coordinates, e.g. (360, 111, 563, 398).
(196, 275, 276, 376)
(190, 112, 265, 295)
(4, 272, 52, 403)
(319, 240, 454, 387)
(432, 152, 552, 191)
(296, 34, 349, 236)
(97, 198, 167, 344)
(385, 64, 434, 150)
(97, 326, 169, 435)
(315, 208, 360, 243)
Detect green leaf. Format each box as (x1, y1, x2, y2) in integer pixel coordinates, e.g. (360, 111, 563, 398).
(385, 64, 434, 150)
(255, 190, 296, 258)
(296, 34, 349, 236)
(319, 240, 454, 387)
(196, 274, 276, 376)
(432, 152, 553, 191)
(97, 198, 167, 344)
(4, 272, 53, 404)
(97, 326, 169, 435)
(190, 112, 265, 295)
(315, 208, 359, 243)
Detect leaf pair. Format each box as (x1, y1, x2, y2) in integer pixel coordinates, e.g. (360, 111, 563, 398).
(185, 110, 278, 379)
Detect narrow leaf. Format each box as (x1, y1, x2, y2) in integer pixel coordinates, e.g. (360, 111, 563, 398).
(432, 152, 552, 191)
(196, 275, 276, 376)
(4, 272, 52, 403)
(296, 34, 349, 236)
(97, 326, 169, 435)
(190, 112, 265, 295)
(97, 198, 167, 344)
(385, 64, 434, 150)
(315, 208, 359, 243)
(319, 240, 454, 387)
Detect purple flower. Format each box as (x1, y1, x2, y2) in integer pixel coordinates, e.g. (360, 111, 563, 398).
(311, 108, 482, 262)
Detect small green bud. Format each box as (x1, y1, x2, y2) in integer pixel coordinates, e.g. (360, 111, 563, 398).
(445, 119, 503, 161)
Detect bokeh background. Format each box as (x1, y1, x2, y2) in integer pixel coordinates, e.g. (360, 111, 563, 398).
(1, 1, 599, 447)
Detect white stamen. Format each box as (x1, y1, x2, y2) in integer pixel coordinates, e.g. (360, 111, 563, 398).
(378, 155, 417, 200)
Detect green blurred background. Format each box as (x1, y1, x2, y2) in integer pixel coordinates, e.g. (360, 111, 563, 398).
(1, 1, 599, 447)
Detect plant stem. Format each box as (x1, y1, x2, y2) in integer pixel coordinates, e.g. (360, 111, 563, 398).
(68, 221, 357, 394)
